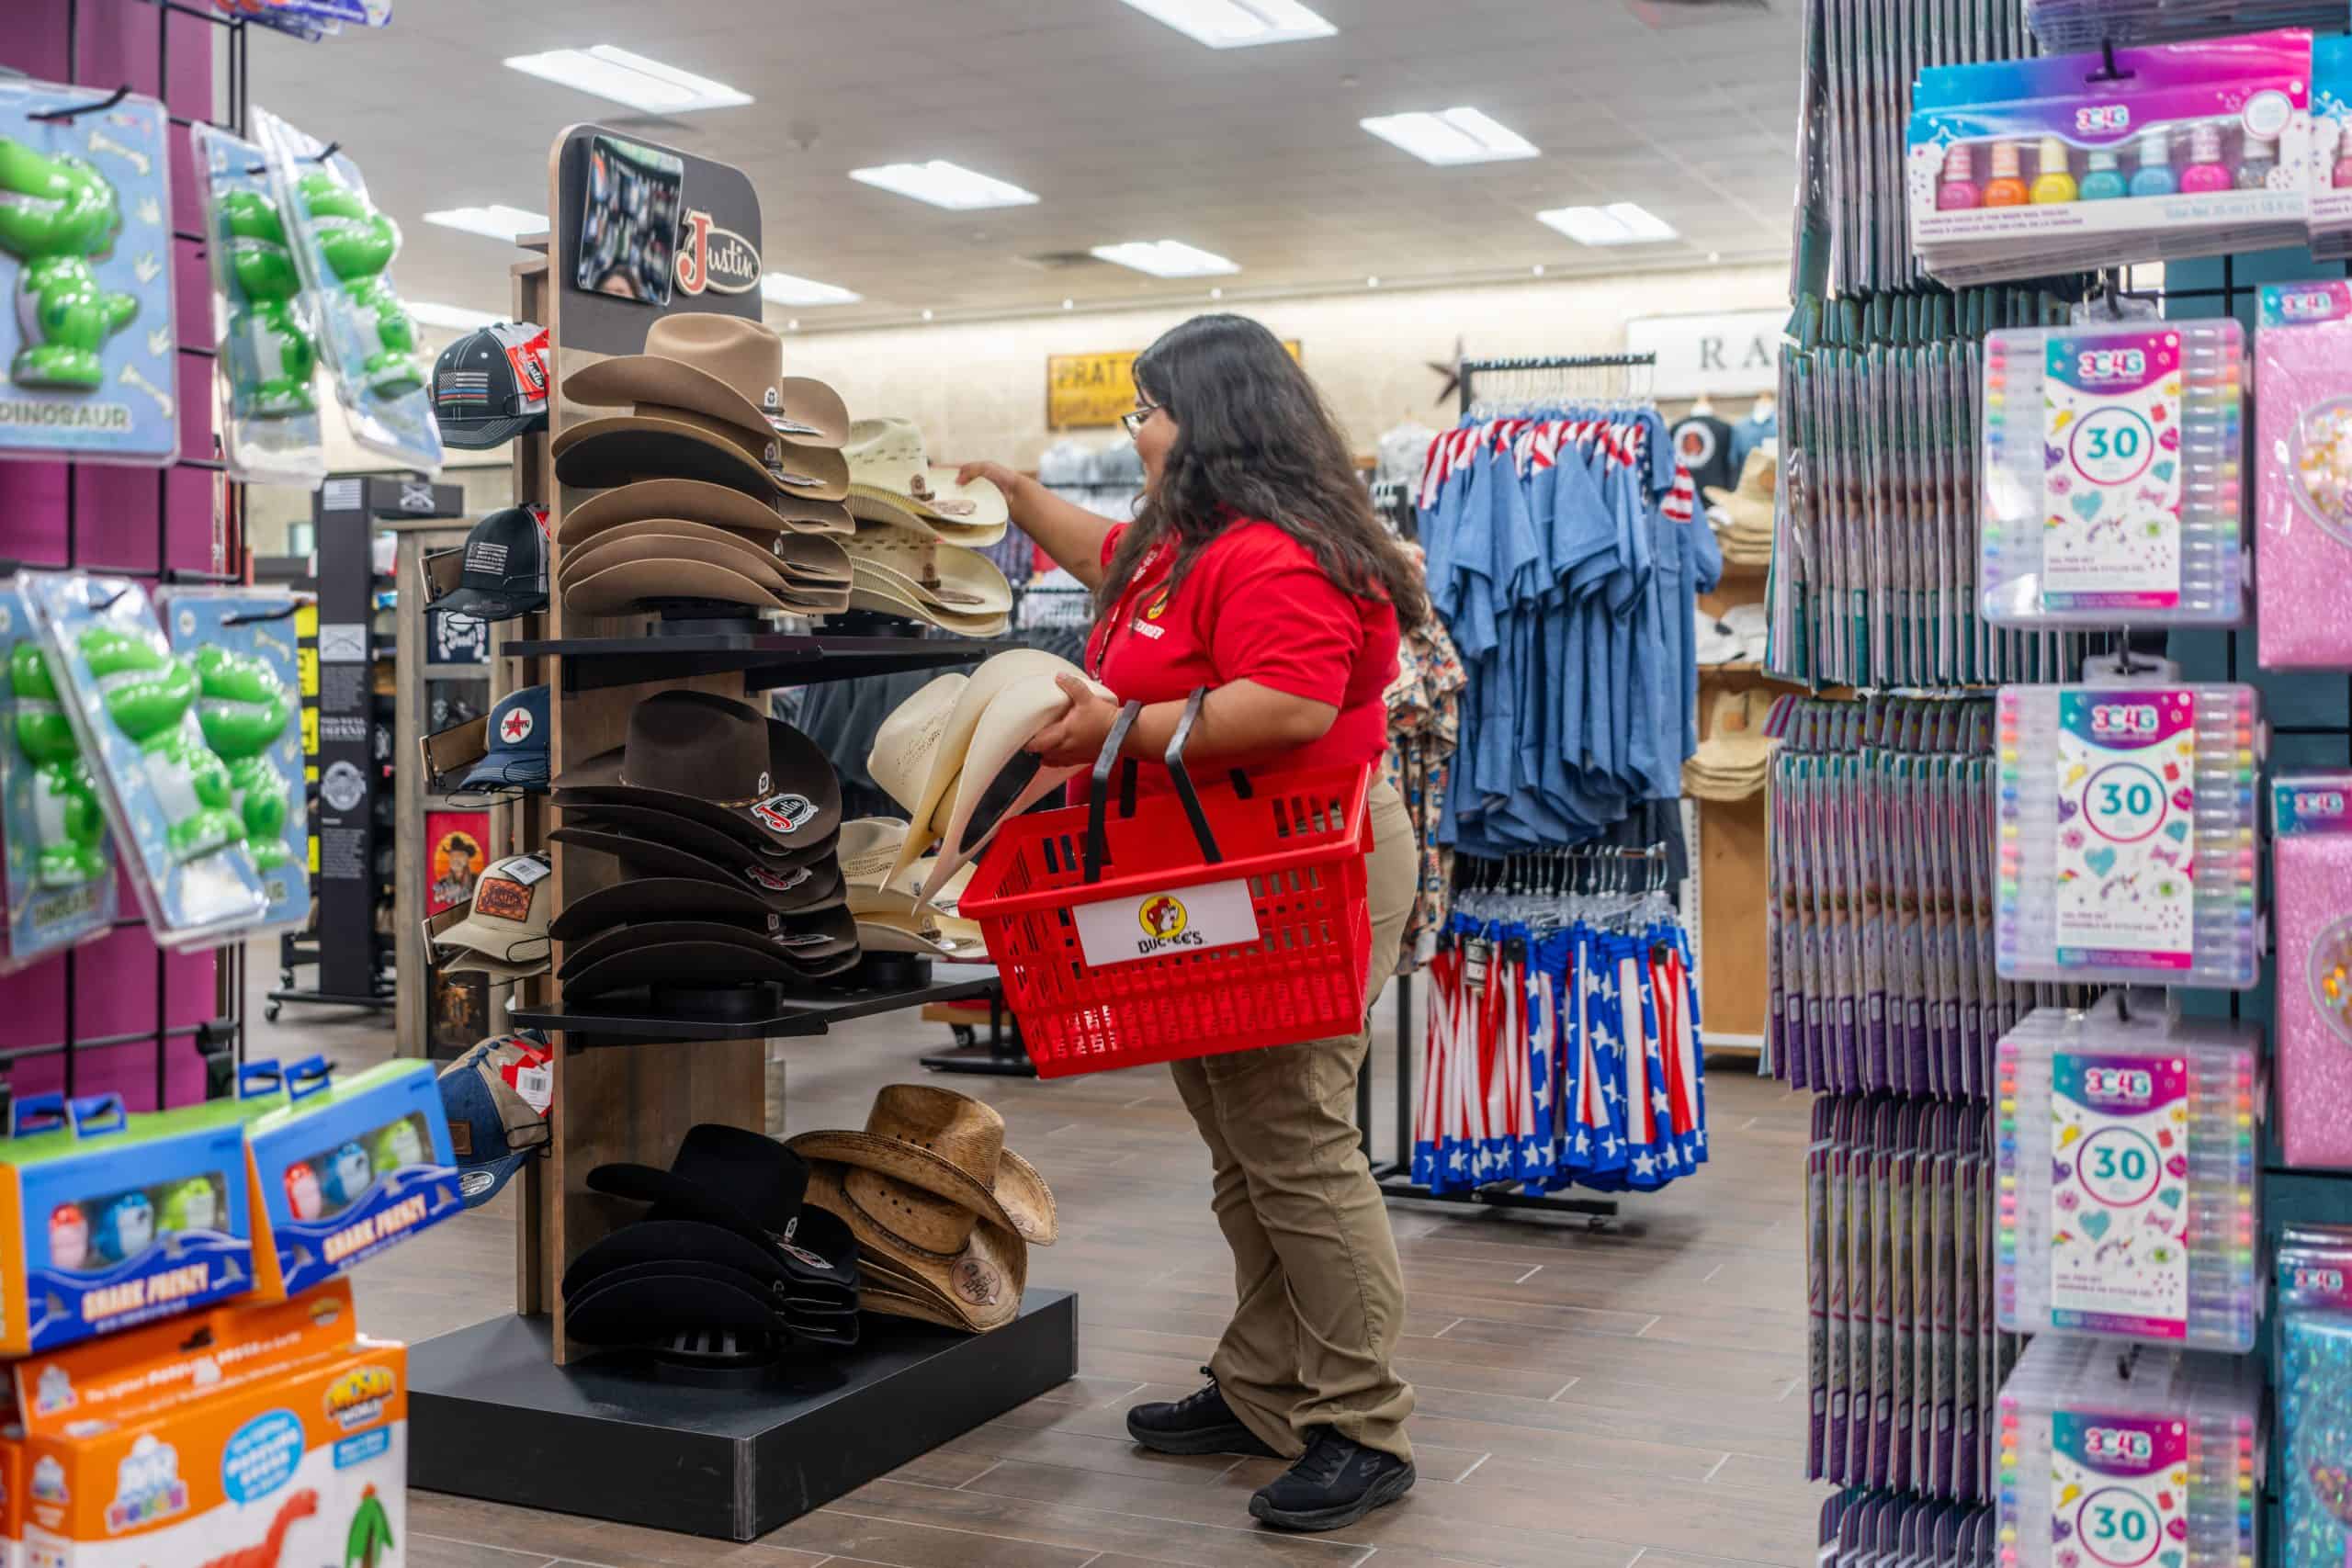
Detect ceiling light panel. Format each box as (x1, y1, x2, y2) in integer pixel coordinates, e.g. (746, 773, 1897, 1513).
(849, 161, 1040, 210)
(406, 301, 503, 331)
(1113, 0, 1335, 50)
(502, 46, 751, 114)
(1360, 108, 1538, 166)
(1534, 202, 1679, 245)
(423, 204, 548, 243)
(1090, 240, 1240, 277)
(762, 272, 863, 307)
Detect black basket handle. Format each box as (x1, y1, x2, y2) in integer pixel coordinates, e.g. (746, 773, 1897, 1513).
(1081, 688, 1223, 885)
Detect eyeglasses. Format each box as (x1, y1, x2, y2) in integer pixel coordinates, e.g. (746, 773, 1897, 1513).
(1120, 403, 1162, 439)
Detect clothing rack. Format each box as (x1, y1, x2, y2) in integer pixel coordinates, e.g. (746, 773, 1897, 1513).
(1456, 352, 1658, 413)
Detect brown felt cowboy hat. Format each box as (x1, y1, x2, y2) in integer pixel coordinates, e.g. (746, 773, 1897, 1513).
(563, 935, 857, 998)
(559, 910, 858, 979)
(557, 528, 850, 607)
(559, 477, 852, 547)
(558, 802, 840, 874)
(787, 1084, 1056, 1247)
(553, 406, 849, 502)
(561, 557, 845, 620)
(556, 691, 842, 852)
(564, 316, 850, 447)
(560, 518, 850, 589)
(550, 875, 798, 942)
(553, 821, 847, 914)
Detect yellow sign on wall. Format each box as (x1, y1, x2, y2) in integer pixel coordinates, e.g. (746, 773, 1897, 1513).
(1047, 340, 1302, 431)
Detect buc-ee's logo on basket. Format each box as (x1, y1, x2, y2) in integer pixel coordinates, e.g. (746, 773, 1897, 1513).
(1137, 894, 1192, 944)
(1077, 878, 1259, 968)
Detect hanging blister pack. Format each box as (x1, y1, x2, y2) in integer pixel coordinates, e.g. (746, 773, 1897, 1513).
(1996, 1000, 2263, 1350)
(252, 106, 441, 474)
(0, 582, 117, 973)
(2310, 36, 2352, 258)
(1995, 1334, 2263, 1568)
(188, 123, 324, 487)
(2277, 1226, 2352, 1568)
(2255, 281, 2352, 669)
(2269, 773, 2352, 1169)
(1982, 320, 2246, 626)
(17, 574, 268, 948)
(1997, 681, 2262, 988)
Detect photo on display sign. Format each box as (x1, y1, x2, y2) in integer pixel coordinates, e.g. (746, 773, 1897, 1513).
(424, 810, 489, 916)
(575, 134, 683, 306)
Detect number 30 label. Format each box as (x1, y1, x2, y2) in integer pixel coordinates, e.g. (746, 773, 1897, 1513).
(2071, 405, 2157, 487)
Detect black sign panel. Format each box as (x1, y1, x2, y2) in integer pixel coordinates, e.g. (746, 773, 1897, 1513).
(554, 123, 763, 359)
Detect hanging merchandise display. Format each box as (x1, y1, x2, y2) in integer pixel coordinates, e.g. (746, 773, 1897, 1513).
(251, 106, 441, 474)
(2271, 773, 2352, 1169)
(2255, 280, 2352, 668)
(1995, 1335, 2263, 1568)
(1907, 30, 2315, 285)
(1980, 318, 2246, 626)
(2278, 1225, 2352, 1568)
(1995, 681, 2263, 988)
(188, 123, 323, 486)
(18, 573, 271, 948)
(428, 852, 553, 986)
(0, 587, 118, 974)
(1995, 999, 2263, 1350)
(2314, 38, 2352, 258)
(458, 684, 551, 795)
(2028, 0, 2342, 47)
(437, 506, 549, 624)
(1816, 1495, 1994, 1568)
(0, 80, 179, 467)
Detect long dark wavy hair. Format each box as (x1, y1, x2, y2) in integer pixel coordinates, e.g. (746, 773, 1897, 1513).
(1103, 313, 1429, 628)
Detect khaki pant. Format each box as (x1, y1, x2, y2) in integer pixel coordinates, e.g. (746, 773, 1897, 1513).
(1170, 779, 1419, 1462)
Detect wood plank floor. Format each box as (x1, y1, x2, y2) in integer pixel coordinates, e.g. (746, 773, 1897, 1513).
(256, 960, 1815, 1568)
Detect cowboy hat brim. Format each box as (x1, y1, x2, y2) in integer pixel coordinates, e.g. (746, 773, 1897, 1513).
(555, 708, 844, 852)
(563, 353, 780, 447)
(803, 1159, 1026, 1333)
(553, 825, 846, 915)
(854, 917, 988, 962)
(842, 581, 1008, 637)
(438, 949, 550, 983)
(773, 378, 851, 449)
(560, 477, 852, 547)
(842, 469, 1009, 537)
(847, 523, 1015, 615)
(565, 938, 854, 998)
(554, 411, 850, 502)
(564, 1263, 787, 1347)
(557, 801, 839, 873)
(785, 1126, 1056, 1248)
(560, 913, 859, 981)
(559, 525, 826, 602)
(548, 876, 789, 941)
(835, 817, 914, 891)
(562, 558, 796, 620)
(915, 671, 1104, 905)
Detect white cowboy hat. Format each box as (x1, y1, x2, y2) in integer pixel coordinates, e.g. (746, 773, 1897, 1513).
(847, 521, 1013, 617)
(842, 417, 1009, 545)
(914, 671, 1104, 905)
(844, 577, 1009, 637)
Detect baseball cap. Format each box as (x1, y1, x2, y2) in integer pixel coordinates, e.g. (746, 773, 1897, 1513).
(459, 685, 550, 793)
(437, 1034, 552, 1207)
(432, 322, 549, 450)
(438, 507, 548, 623)
(434, 852, 553, 977)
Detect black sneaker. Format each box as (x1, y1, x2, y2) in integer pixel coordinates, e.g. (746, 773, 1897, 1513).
(1249, 1427, 1416, 1532)
(1125, 1368, 1277, 1457)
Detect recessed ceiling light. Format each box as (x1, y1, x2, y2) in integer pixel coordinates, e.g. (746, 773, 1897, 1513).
(1360, 108, 1538, 166)
(786, 319, 800, 331)
(1533, 202, 1679, 246)
(1091, 240, 1239, 278)
(1062, 298, 1074, 310)
(1209, 286, 1223, 299)
(1365, 276, 1379, 288)
(1707, 250, 1722, 263)
(1532, 263, 1545, 276)
(502, 46, 751, 114)
(1113, 0, 1335, 49)
(761, 272, 861, 307)
(423, 204, 547, 243)
(922, 309, 934, 321)
(406, 301, 502, 332)
(849, 160, 1039, 210)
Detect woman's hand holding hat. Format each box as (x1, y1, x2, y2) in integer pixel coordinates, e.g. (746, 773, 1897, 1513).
(1025, 673, 1117, 768)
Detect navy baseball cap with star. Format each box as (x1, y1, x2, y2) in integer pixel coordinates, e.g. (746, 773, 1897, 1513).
(461, 684, 550, 792)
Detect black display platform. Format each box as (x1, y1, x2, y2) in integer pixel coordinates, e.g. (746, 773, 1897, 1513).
(410, 1288, 1076, 1540)
(512, 631, 995, 693)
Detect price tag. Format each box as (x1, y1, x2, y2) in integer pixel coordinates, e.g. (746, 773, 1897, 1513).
(2049, 1051, 2190, 1339)
(2054, 691, 2198, 974)
(2050, 1411, 2188, 1568)
(2041, 332, 2186, 610)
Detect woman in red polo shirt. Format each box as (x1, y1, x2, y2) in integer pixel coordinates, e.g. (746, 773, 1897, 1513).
(960, 313, 1421, 1534)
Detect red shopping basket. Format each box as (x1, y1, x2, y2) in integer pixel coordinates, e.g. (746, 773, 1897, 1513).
(958, 690, 1374, 1078)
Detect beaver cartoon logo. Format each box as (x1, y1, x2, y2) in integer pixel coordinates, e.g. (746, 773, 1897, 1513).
(953, 1257, 1001, 1307)
(1138, 894, 1188, 941)
(1143, 590, 1170, 622)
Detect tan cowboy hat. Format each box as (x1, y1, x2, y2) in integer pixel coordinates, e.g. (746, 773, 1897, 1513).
(916, 671, 1105, 906)
(565, 315, 832, 442)
(843, 578, 1008, 637)
(1681, 688, 1777, 802)
(554, 404, 850, 502)
(563, 556, 847, 619)
(560, 477, 852, 548)
(854, 914, 988, 960)
(842, 417, 1009, 544)
(559, 518, 850, 591)
(847, 523, 1013, 618)
(803, 1160, 1025, 1332)
(849, 853, 974, 916)
(1704, 446, 1777, 546)
(787, 1081, 1056, 1243)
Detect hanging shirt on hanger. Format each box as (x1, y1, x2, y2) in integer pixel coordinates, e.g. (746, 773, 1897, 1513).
(1670, 410, 1737, 496)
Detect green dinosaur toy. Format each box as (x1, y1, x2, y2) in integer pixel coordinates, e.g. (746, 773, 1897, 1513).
(298, 170, 423, 399)
(343, 1483, 394, 1568)
(0, 138, 137, 391)
(76, 627, 243, 862)
(192, 646, 294, 870)
(7, 643, 107, 887)
(220, 187, 317, 420)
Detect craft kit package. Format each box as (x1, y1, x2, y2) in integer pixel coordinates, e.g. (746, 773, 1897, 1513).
(2277, 1226, 2352, 1568)
(187, 124, 325, 488)
(8, 1280, 407, 1568)
(1997, 681, 2262, 988)
(1981, 320, 2245, 626)
(251, 107, 441, 475)
(2270, 773, 2352, 1168)
(246, 1059, 461, 1302)
(2312, 37, 2352, 259)
(1908, 30, 2314, 285)
(1995, 1334, 2262, 1568)
(156, 589, 311, 930)
(1996, 1001, 2262, 1351)
(0, 80, 179, 467)
(17, 573, 268, 949)
(0, 585, 116, 976)
(2255, 282, 2352, 669)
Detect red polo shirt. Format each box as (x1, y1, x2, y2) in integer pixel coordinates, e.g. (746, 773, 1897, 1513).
(1083, 519, 1399, 790)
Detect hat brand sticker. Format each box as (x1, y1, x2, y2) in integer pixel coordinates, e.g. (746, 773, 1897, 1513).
(499, 705, 535, 746)
(473, 876, 537, 923)
(745, 862, 812, 893)
(673, 209, 761, 297)
(954, 1257, 1002, 1307)
(1075, 877, 1260, 966)
(752, 792, 817, 834)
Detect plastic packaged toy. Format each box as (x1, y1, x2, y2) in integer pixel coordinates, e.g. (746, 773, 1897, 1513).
(2311, 36, 2352, 259)
(0, 78, 178, 467)
(18, 573, 268, 948)
(187, 123, 324, 488)
(2278, 1226, 2352, 1568)
(0, 583, 116, 976)
(2271, 773, 2352, 1168)
(2255, 282, 2352, 669)
(1909, 30, 2314, 285)
(251, 107, 441, 475)
(1997, 679, 2262, 988)
(1981, 320, 2245, 626)
(158, 588, 310, 930)
(1996, 1000, 2262, 1351)
(1995, 1333, 2262, 1568)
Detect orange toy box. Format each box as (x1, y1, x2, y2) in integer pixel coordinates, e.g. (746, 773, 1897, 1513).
(7, 1281, 404, 1568)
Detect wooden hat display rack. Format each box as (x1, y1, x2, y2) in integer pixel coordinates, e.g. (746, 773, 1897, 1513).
(404, 126, 1077, 1544)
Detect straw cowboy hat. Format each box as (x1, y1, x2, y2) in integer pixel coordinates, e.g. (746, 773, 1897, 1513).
(559, 477, 852, 547)
(563, 315, 851, 449)
(847, 521, 1013, 618)
(789, 1084, 1056, 1332)
(842, 417, 1009, 545)
(844, 578, 1009, 637)
(555, 691, 842, 853)
(1681, 688, 1778, 803)
(1703, 445, 1776, 567)
(914, 671, 1104, 905)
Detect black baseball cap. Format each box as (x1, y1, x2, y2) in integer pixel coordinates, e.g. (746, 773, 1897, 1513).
(433, 321, 549, 450)
(439, 507, 548, 622)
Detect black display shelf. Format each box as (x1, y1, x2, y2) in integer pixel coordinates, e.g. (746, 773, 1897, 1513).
(508, 967, 1005, 1045)
(410, 1288, 1077, 1541)
(510, 631, 996, 693)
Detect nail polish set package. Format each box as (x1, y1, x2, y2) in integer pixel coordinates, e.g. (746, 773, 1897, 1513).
(2275, 1225, 2352, 1568)
(1997, 682, 2263, 989)
(1981, 320, 2246, 627)
(2269, 773, 2352, 1169)
(1996, 1000, 2264, 1352)
(2310, 37, 2352, 258)
(1908, 30, 2314, 285)
(2254, 282, 2352, 670)
(1995, 1334, 2264, 1568)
